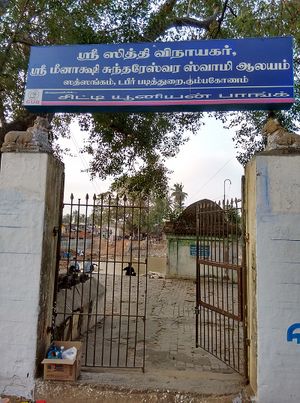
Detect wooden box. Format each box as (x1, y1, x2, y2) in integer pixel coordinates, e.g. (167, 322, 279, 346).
(41, 341, 82, 381)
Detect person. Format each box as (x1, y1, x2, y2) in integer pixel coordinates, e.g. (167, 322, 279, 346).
(77, 249, 84, 256)
(123, 262, 136, 276)
(83, 260, 96, 273)
(68, 258, 80, 274)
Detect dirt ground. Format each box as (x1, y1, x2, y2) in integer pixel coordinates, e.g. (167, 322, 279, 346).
(3, 241, 253, 402)
(32, 276, 252, 403)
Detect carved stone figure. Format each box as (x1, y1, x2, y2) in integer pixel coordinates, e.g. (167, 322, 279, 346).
(1, 116, 52, 152)
(263, 117, 300, 152)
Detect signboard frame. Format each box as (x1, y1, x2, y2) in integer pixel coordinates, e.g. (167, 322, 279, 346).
(24, 36, 294, 113)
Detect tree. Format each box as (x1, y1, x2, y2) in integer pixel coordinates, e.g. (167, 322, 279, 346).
(72, 210, 86, 225)
(171, 182, 188, 213)
(148, 195, 172, 236)
(1, 1, 299, 190)
(90, 191, 149, 239)
(62, 213, 71, 225)
(92, 183, 173, 238)
(212, 0, 300, 164)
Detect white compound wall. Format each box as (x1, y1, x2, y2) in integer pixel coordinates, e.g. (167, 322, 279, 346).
(0, 152, 64, 399)
(245, 153, 300, 402)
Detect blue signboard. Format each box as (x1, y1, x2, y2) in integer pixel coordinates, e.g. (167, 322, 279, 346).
(23, 37, 294, 113)
(190, 244, 210, 258)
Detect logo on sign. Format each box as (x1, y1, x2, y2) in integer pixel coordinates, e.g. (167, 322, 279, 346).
(24, 89, 43, 105)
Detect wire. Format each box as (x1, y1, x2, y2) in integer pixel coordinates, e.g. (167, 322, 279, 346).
(70, 133, 89, 170)
(189, 157, 235, 201)
(69, 133, 101, 196)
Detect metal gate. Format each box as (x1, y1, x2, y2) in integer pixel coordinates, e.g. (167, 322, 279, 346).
(52, 193, 149, 370)
(195, 197, 247, 376)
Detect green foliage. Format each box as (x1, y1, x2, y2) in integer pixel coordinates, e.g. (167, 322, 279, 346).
(91, 192, 149, 238)
(226, 206, 241, 225)
(170, 182, 188, 216)
(62, 213, 71, 225)
(212, 0, 300, 163)
(1, 0, 300, 189)
(82, 111, 199, 195)
(148, 195, 172, 236)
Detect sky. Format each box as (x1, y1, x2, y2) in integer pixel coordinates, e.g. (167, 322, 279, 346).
(59, 116, 244, 207)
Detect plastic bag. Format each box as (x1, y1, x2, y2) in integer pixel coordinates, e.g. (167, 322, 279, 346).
(61, 346, 77, 360)
(46, 344, 62, 359)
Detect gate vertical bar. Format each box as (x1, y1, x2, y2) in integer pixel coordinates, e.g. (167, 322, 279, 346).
(195, 197, 247, 376)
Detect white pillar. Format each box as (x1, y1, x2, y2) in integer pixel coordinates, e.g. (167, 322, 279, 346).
(245, 153, 300, 403)
(0, 151, 64, 399)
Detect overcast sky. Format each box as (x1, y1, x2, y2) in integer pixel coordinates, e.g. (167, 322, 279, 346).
(60, 116, 244, 207)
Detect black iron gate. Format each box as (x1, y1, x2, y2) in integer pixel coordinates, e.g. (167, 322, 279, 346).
(52, 193, 149, 370)
(195, 197, 247, 376)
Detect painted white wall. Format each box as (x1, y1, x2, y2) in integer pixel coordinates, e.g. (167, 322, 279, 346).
(167, 236, 241, 281)
(167, 237, 195, 278)
(248, 154, 300, 403)
(0, 152, 49, 398)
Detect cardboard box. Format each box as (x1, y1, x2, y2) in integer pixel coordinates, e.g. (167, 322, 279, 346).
(42, 341, 82, 381)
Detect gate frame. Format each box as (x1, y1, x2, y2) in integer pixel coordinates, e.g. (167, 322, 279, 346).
(51, 193, 149, 371)
(195, 186, 248, 379)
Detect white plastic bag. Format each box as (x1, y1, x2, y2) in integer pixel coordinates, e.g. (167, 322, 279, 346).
(62, 346, 77, 360)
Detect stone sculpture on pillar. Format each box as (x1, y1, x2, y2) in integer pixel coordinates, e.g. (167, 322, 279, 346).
(263, 116, 300, 152)
(1, 116, 52, 152)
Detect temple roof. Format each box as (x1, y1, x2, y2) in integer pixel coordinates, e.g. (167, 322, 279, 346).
(164, 199, 231, 236)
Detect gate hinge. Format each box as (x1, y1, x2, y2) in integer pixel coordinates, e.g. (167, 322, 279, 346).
(245, 233, 250, 242)
(194, 306, 200, 315)
(47, 325, 55, 334)
(53, 226, 59, 236)
(246, 338, 251, 346)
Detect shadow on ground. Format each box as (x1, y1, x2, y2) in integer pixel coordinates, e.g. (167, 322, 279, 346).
(33, 277, 252, 402)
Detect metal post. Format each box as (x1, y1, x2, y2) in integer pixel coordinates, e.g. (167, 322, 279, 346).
(223, 179, 232, 205)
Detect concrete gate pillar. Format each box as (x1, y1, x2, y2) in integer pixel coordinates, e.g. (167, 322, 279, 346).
(0, 149, 64, 399)
(245, 152, 300, 402)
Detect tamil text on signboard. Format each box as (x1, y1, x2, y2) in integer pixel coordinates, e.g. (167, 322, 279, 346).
(23, 36, 294, 113)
